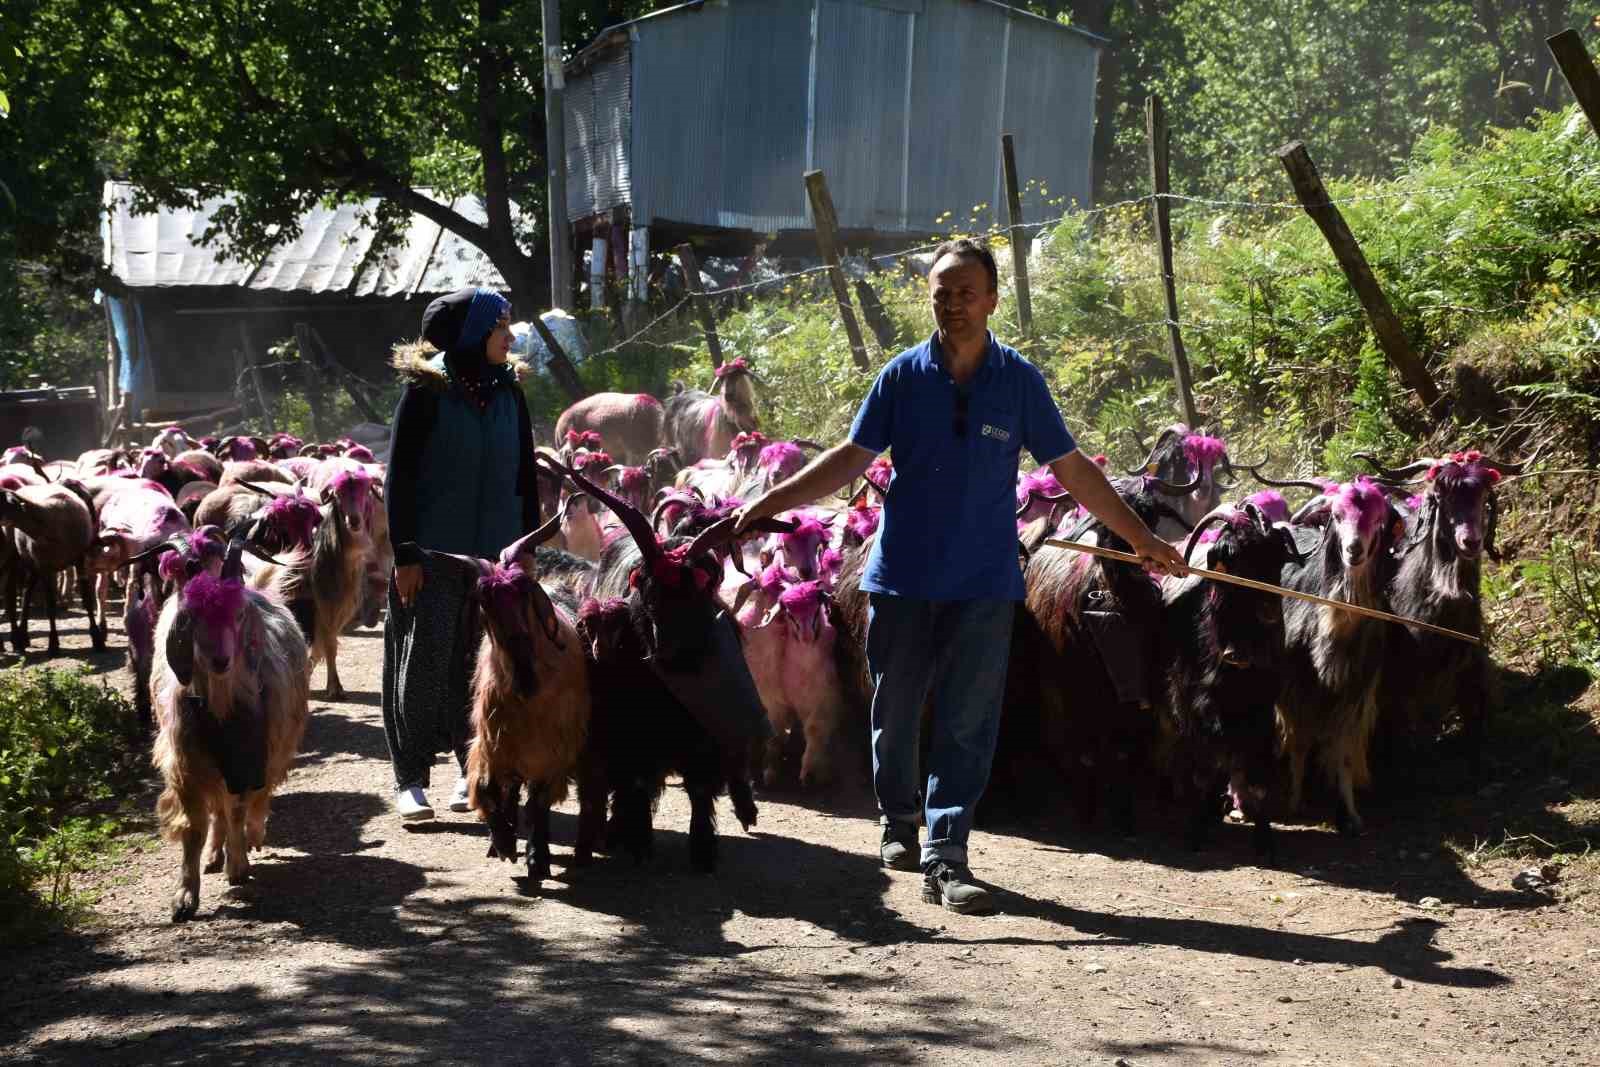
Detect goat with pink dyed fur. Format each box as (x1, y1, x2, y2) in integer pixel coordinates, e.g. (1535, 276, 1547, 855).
(664, 358, 761, 465)
(1275, 475, 1407, 834)
(555, 392, 667, 465)
(146, 536, 310, 921)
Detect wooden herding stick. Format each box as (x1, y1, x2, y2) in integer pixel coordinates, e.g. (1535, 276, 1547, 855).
(1042, 538, 1483, 646)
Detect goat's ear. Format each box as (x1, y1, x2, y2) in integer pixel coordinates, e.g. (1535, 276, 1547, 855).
(1389, 513, 1407, 544)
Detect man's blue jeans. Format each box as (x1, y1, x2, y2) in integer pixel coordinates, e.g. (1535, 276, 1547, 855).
(866, 593, 1015, 868)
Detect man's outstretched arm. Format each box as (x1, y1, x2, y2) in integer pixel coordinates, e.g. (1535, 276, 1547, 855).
(732, 441, 877, 532)
(1049, 450, 1186, 576)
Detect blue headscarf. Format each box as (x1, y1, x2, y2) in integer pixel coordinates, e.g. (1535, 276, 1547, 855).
(457, 288, 511, 352)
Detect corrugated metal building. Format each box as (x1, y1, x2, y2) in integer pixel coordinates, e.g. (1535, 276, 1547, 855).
(100, 182, 519, 419)
(564, 0, 1103, 263)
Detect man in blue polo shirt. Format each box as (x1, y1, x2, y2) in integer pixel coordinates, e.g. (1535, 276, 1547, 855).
(733, 239, 1183, 913)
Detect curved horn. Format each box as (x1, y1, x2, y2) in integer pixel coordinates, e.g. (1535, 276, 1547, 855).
(498, 504, 568, 568)
(221, 538, 246, 582)
(792, 438, 827, 452)
(1240, 501, 1269, 534)
(687, 515, 797, 561)
(127, 536, 192, 567)
(1352, 451, 1434, 481)
(1289, 495, 1333, 526)
(1276, 523, 1310, 566)
(650, 493, 692, 534)
(1016, 489, 1074, 519)
(1247, 468, 1333, 494)
(1125, 426, 1178, 476)
(539, 452, 663, 564)
(235, 479, 280, 498)
(1478, 442, 1543, 477)
(1181, 506, 1237, 564)
(1144, 469, 1204, 495)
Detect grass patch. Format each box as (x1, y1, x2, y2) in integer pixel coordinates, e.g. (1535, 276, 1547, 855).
(1, 666, 151, 946)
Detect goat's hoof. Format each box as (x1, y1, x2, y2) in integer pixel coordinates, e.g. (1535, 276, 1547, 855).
(226, 865, 250, 887)
(326, 686, 347, 701)
(203, 852, 224, 874)
(528, 861, 552, 882)
(171, 886, 199, 922)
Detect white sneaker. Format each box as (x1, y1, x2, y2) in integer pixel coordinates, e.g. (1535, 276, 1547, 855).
(448, 778, 471, 813)
(395, 786, 434, 821)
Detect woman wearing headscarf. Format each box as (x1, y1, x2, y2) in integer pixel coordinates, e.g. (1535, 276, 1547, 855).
(382, 287, 542, 820)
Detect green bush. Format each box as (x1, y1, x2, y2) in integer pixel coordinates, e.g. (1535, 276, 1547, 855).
(0, 667, 144, 923)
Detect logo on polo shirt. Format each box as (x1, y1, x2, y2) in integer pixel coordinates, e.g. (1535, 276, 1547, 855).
(980, 423, 1010, 442)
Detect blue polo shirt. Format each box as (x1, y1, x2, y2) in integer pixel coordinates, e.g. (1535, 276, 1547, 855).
(849, 331, 1077, 600)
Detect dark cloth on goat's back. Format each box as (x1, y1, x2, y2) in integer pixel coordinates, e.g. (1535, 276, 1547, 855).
(382, 552, 481, 789)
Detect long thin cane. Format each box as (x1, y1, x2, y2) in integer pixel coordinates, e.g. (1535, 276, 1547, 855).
(1042, 538, 1482, 647)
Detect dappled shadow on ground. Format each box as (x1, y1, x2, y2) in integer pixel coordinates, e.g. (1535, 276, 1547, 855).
(3, 803, 1511, 1065)
(295, 706, 389, 769)
(2, 827, 1027, 1064)
(978, 657, 1600, 912)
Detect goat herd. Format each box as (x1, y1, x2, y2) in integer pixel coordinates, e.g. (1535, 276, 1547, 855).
(0, 358, 1526, 921)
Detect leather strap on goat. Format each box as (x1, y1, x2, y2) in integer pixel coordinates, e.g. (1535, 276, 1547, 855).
(1043, 538, 1483, 646)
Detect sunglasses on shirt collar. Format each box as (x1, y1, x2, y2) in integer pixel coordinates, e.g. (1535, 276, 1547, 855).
(953, 389, 970, 438)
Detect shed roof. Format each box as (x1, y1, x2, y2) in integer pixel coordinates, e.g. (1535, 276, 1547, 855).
(101, 182, 516, 296)
(567, 0, 1106, 73)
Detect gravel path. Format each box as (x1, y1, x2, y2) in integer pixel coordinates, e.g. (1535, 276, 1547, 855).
(3, 612, 1597, 1065)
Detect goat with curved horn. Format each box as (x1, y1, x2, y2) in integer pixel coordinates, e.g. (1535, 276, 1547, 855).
(1352, 452, 1434, 482)
(1247, 468, 1333, 495)
(686, 514, 797, 562)
(1125, 427, 1180, 476)
(1145, 469, 1205, 495)
(1182, 505, 1238, 564)
(539, 452, 662, 564)
(1016, 489, 1074, 520)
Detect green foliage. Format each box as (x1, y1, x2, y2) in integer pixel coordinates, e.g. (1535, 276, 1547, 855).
(0, 667, 145, 934)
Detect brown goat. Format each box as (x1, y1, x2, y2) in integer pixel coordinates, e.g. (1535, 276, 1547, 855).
(149, 539, 310, 921)
(1, 480, 103, 652)
(420, 517, 592, 882)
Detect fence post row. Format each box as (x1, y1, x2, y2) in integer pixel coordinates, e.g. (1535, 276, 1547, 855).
(1547, 29, 1600, 141)
(1000, 134, 1034, 338)
(1145, 96, 1200, 429)
(674, 242, 725, 370)
(803, 169, 872, 371)
(1275, 140, 1441, 411)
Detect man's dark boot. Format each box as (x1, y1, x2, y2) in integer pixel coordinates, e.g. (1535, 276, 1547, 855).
(880, 821, 919, 870)
(921, 860, 994, 914)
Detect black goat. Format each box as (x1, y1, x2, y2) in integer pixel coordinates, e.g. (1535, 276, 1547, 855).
(990, 479, 1186, 830)
(1276, 477, 1406, 834)
(1359, 449, 1521, 775)
(1161, 503, 1304, 860)
(540, 455, 784, 872)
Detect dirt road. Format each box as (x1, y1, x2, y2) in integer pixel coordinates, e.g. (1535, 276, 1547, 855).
(3, 614, 1597, 1065)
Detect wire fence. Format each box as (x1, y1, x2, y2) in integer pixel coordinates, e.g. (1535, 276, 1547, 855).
(571, 151, 1600, 377)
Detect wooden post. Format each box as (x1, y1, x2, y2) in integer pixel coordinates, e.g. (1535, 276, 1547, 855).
(803, 169, 871, 371)
(1000, 134, 1033, 337)
(541, 0, 572, 309)
(1547, 30, 1600, 140)
(305, 326, 385, 424)
(674, 243, 725, 369)
(1276, 140, 1440, 409)
(236, 322, 275, 428)
(292, 324, 327, 440)
(854, 277, 898, 351)
(1146, 96, 1199, 428)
